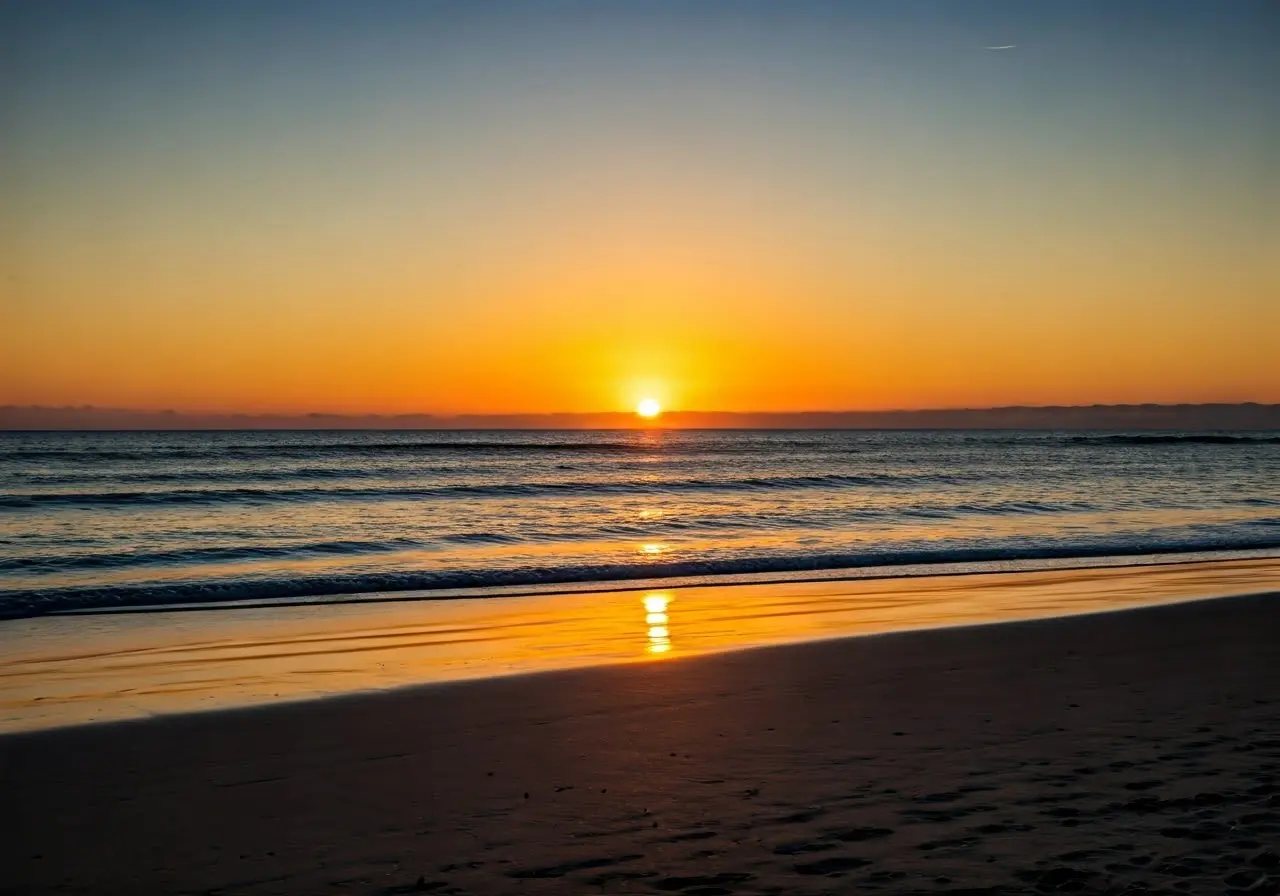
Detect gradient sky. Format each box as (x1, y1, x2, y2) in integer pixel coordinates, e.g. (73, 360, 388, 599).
(3, 0, 1277, 414)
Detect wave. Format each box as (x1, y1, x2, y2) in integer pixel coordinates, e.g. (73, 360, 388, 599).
(5, 535, 1280, 618)
(0, 471, 975, 509)
(0, 440, 733, 463)
(1070, 434, 1280, 445)
(630, 499, 1105, 533)
(9, 466, 394, 486)
(0, 500, 1116, 571)
(0, 537, 427, 573)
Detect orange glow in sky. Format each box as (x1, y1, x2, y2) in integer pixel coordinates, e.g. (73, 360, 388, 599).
(2, 4, 1275, 415)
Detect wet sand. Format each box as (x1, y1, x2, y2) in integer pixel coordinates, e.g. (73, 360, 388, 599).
(5, 587, 1280, 894)
(4, 556, 1278, 733)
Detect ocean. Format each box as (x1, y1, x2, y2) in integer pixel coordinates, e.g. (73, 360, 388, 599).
(1, 429, 1276, 618)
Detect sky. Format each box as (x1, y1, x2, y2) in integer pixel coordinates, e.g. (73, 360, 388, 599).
(2, 0, 1277, 415)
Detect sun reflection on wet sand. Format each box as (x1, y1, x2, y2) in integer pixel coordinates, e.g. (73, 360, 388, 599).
(3, 557, 1279, 732)
(643, 593, 672, 655)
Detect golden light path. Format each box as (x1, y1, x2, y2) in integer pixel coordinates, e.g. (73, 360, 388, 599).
(643, 593, 672, 655)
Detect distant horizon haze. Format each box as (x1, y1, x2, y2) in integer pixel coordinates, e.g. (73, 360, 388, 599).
(3, 403, 1278, 431)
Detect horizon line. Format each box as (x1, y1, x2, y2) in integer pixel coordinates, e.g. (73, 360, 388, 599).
(3, 401, 1277, 418)
(3, 402, 1278, 433)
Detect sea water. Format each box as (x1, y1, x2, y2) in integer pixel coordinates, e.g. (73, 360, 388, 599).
(1, 429, 1276, 617)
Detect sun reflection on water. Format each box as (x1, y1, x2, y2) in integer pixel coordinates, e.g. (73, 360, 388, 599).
(643, 593, 672, 655)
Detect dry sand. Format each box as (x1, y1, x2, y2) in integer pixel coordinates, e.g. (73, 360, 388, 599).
(5, 591, 1280, 895)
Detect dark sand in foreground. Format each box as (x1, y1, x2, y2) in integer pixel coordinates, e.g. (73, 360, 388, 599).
(5, 592, 1280, 895)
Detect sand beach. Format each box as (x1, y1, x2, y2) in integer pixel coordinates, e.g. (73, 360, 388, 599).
(4, 561, 1280, 894)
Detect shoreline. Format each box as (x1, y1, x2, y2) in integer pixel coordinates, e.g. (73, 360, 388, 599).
(14, 543, 1280, 620)
(3, 555, 1279, 736)
(4, 581, 1278, 744)
(5, 589, 1279, 894)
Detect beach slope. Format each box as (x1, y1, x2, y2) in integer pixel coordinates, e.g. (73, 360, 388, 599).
(5, 591, 1280, 894)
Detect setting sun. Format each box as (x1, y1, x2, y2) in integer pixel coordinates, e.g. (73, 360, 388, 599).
(636, 398, 662, 419)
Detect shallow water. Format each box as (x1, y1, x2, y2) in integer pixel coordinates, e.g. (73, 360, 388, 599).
(1, 430, 1277, 616)
(2, 556, 1277, 732)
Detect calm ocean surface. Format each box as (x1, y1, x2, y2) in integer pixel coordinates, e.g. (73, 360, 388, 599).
(1, 430, 1277, 618)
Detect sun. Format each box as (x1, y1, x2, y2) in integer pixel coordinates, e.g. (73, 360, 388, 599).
(636, 397, 662, 419)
